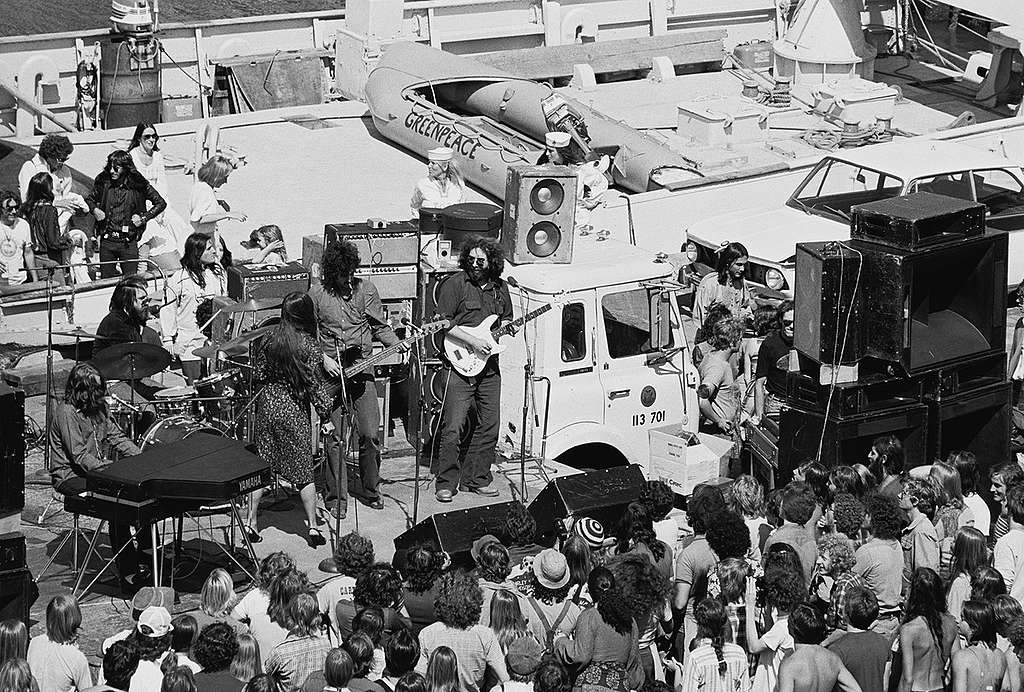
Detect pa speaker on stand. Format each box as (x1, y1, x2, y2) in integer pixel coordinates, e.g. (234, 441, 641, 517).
(501, 165, 576, 264)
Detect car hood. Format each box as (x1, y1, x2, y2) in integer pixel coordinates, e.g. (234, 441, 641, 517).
(688, 206, 843, 263)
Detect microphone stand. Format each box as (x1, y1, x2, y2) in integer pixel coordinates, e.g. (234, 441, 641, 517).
(404, 318, 427, 528)
(514, 284, 536, 502)
(43, 266, 56, 472)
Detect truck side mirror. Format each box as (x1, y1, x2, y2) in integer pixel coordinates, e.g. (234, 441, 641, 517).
(649, 290, 672, 350)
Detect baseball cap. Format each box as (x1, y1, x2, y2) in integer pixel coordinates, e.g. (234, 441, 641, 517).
(137, 606, 173, 638)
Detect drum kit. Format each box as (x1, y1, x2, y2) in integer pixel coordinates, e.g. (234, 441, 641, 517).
(90, 296, 284, 450)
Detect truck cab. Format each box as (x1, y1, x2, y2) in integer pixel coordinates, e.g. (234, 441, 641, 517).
(499, 236, 700, 470)
(682, 140, 1024, 298)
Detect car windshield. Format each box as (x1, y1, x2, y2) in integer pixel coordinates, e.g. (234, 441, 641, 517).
(787, 158, 904, 222)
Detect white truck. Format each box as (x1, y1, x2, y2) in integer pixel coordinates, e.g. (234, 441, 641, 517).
(487, 235, 701, 471)
(681, 139, 1024, 298)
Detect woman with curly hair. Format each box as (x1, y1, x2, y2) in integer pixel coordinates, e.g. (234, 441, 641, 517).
(608, 553, 672, 681)
(401, 544, 445, 634)
(852, 492, 906, 639)
(615, 502, 673, 581)
(193, 622, 241, 688)
(947, 527, 989, 623)
(899, 568, 960, 692)
(673, 598, 749, 692)
(745, 567, 804, 692)
(337, 563, 411, 641)
(812, 533, 862, 635)
(553, 567, 644, 690)
(417, 570, 509, 691)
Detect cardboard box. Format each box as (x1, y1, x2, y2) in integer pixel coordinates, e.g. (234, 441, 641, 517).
(647, 426, 720, 496)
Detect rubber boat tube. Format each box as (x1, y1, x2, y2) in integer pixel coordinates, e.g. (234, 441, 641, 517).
(364, 42, 701, 196)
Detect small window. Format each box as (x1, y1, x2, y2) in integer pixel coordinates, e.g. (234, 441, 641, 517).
(973, 169, 1024, 222)
(601, 289, 672, 359)
(561, 303, 586, 362)
(910, 172, 974, 201)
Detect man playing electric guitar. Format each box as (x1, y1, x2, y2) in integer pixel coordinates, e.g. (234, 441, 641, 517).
(309, 239, 405, 515)
(432, 238, 514, 503)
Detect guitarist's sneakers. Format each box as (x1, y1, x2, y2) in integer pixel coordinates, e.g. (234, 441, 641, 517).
(436, 489, 454, 503)
(460, 484, 499, 497)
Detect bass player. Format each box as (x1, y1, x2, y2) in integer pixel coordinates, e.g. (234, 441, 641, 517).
(432, 238, 514, 503)
(310, 239, 403, 515)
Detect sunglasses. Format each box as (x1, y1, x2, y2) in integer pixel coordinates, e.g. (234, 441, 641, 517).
(468, 257, 487, 266)
(782, 319, 794, 326)
(2, 205, 17, 212)
(142, 133, 158, 140)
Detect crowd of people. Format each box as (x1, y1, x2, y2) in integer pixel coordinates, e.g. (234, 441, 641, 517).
(0, 127, 262, 287)
(11, 450, 1024, 692)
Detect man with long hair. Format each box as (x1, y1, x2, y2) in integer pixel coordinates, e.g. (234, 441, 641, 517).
(432, 237, 512, 502)
(86, 149, 166, 278)
(309, 239, 401, 514)
(97, 275, 160, 348)
(48, 362, 147, 591)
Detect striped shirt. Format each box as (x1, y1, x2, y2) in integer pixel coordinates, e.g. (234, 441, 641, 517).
(827, 572, 865, 632)
(679, 640, 749, 692)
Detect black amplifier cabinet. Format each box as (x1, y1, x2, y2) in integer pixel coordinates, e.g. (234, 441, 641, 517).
(0, 534, 35, 625)
(851, 191, 986, 250)
(786, 360, 924, 417)
(0, 384, 25, 515)
(393, 501, 519, 570)
(855, 232, 1007, 373)
(918, 349, 1006, 401)
(324, 221, 420, 265)
(226, 261, 310, 302)
(926, 381, 1010, 478)
(775, 402, 929, 484)
(794, 241, 863, 365)
(529, 466, 645, 544)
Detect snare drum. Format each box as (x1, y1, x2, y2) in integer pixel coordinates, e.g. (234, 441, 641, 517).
(195, 369, 244, 426)
(153, 386, 198, 417)
(139, 415, 224, 450)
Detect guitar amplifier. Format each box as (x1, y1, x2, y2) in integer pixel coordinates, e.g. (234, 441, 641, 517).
(355, 266, 417, 300)
(227, 262, 310, 302)
(325, 221, 420, 265)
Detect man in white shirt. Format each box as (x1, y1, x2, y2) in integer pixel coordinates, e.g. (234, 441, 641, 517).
(18, 134, 87, 233)
(0, 191, 32, 285)
(995, 484, 1024, 602)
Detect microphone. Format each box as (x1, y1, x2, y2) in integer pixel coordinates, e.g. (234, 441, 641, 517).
(401, 316, 424, 333)
(505, 276, 519, 288)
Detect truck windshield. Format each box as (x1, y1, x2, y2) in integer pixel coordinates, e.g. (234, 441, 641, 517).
(787, 158, 904, 222)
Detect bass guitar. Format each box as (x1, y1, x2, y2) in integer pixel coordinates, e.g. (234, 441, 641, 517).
(443, 303, 553, 377)
(326, 319, 450, 398)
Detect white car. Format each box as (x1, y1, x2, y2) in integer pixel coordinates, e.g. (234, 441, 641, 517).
(683, 140, 1024, 298)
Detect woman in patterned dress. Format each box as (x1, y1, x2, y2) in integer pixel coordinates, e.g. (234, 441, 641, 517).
(245, 291, 332, 547)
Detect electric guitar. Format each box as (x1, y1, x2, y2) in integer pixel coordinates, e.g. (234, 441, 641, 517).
(443, 303, 553, 377)
(326, 319, 450, 398)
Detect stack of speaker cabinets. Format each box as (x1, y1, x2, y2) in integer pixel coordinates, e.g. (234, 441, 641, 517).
(764, 192, 1010, 485)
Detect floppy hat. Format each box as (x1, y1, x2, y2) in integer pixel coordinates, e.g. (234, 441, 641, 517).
(533, 548, 570, 589)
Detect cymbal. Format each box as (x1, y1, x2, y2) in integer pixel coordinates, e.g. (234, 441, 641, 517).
(91, 342, 171, 381)
(224, 297, 283, 313)
(192, 325, 275, 359)
(54, 327, 100, 339)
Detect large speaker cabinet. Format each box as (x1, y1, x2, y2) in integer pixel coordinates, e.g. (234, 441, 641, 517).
(794, 241, 863, 365)
(501, 165, 576, 264)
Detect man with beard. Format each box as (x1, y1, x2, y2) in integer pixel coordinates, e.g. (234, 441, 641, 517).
(752, 299, 794, 425)
(97, 276, 161, 348)
(310, 239, 401, 514)
(432, 238, 513, 503)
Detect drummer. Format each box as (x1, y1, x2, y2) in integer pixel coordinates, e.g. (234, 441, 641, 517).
(49, 362, 151, 593)
(96, 275, 161, 349)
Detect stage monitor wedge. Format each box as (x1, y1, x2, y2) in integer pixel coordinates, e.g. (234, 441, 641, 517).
(502, 165, 576, 265)
(393, 501, 521, 570)
(529, 465, 645, 543)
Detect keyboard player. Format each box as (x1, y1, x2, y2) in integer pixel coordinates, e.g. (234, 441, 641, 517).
(49, 362, 151, 593)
